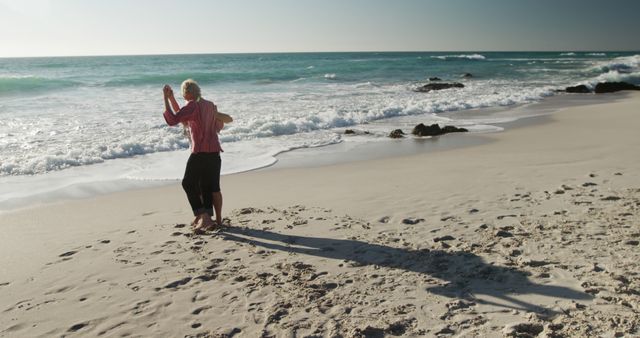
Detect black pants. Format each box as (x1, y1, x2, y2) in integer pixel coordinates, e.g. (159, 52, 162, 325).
(182, 152, 221, 216)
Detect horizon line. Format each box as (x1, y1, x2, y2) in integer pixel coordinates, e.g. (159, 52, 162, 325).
(1, 49, 639, 59)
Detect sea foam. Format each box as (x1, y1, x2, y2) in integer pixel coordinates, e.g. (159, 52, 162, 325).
(592, 55, 640, 73)
(1, 52, 638, 180)
(431, 54, 486, 61)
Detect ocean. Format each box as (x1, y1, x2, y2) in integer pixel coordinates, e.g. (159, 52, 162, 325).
(1, 51, 639, 209)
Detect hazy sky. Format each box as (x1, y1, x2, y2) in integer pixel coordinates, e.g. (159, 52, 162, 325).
(1, 0, 639, 57)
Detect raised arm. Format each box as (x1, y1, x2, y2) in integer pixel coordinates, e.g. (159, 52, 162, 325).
(163, 85, 174, 114)
(163, 85, 197, 126)
(163, 84, 182, 113)
(169, 94, 180, 113)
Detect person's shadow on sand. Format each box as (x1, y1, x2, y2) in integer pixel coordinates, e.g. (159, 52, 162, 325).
(218, 227, 590, 316)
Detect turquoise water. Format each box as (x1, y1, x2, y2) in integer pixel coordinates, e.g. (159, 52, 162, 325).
(2, 52, 637, 95)
(0, 51, 639, 208)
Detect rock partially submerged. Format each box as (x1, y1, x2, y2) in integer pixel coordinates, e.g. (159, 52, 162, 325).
(388, 129, 405, 138)
(412, 123, 468, 137)
(415, 82, 464, 93)
(462, 73, 473, 78)
(560, 81, 640, 94)
(344, 129, 370, 135)
(565, 85, 591, 93)
(594, 81, 640, 93)
(428, 77, 442, 81)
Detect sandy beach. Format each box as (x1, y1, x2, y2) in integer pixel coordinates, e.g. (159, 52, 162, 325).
(1, 93, 639, 337)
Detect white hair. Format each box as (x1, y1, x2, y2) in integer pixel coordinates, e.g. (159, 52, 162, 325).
(181, 78, 201, 99)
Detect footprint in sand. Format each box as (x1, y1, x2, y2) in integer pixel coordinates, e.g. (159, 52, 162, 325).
(59, 250, 78, 258)
(97, 321, 128, 336)
(601, 196, 621, 201)
(44, 286, 72, 295)
(68, 322, 89, 333)
(165, 277, 192, 289)
(130, 300, 151, 315)
(402, 218, 424, 225)
(191, 305, 212, 315)
(3, 299, 30, 313)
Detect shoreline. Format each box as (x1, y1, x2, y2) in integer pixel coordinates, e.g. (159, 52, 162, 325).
(267, 92, 627, 172)
(1, 92, 639, 336)
(0, 92, 627, 214)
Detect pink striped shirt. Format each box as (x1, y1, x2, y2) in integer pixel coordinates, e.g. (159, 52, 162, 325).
(163, 98, 224, 153)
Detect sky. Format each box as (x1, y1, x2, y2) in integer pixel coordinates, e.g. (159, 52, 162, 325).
(1, 0, 639, 57)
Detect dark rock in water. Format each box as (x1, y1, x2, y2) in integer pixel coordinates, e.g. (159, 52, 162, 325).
(441, 125, 467, 133)
(594, 81, 640, 93)
(412, 123, 468, 137)
(565, 85, 591, 93)
(389, 129, 405, 138)
(462, 73, 473, 78)
(415, 82, 464, 92)
(345, 129, 371, 135)
(429, 77, 442, 81)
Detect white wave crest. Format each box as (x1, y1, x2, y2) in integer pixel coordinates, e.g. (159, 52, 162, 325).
(560, 52, 576, 56)
(324, 73, 336, 79)
(0, 129, 190, 176)
(431, 54, 486, 61)
(586, 53, 606, 56)
(587, 70, 640, 88)
(592, 54, 640, 73)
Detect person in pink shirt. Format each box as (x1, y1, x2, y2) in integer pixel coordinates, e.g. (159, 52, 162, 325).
(163, 79, 233, 231)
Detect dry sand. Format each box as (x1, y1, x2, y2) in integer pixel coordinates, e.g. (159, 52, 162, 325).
(1, 93, 639, 337)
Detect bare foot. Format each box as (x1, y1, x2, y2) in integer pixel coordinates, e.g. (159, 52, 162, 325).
(194, 215, 216, 232)
(190, 214, 203, 228)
